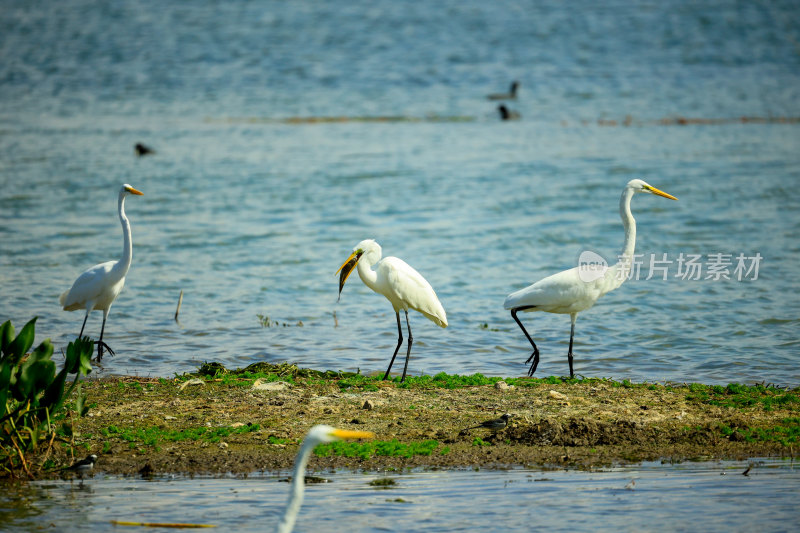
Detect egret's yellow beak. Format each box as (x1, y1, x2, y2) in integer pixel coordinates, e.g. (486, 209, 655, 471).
(336, 250, 362, 300)
(330, 428, 375, 440)
(644, 184, 677, 201)
(125, 186, 144, 196)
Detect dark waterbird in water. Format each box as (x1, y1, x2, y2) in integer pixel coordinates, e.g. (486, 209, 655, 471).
(135, 142, 155, 156)
(498, 104, 521, 121)
(487, 81, 520, 100)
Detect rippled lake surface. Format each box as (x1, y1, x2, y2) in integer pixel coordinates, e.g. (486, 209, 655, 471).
(1, 0, 799, 385)
(1, 459, 798, 532)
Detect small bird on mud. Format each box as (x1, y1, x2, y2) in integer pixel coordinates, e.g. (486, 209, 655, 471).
(64, 454, 97, 478)
(464, 413, 512, 431)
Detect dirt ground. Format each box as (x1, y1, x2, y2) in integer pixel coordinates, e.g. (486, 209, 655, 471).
(32, 370, 799, 478)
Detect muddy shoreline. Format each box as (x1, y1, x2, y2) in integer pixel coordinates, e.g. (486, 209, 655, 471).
(18, 367, 799, 479)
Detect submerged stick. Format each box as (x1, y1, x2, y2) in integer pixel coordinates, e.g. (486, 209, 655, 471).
(175, 290, 183, 322)
(111, 521, 216, 528)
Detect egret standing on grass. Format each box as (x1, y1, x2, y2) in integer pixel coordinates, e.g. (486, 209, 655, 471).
(504, 179, 678, 378)
(336, 239, 448, 382)
(60, 184, 144, 361)
(277, 425, 374, 533)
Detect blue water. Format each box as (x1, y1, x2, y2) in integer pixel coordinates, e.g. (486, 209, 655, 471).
(1, 459, 798, 532)
(1, 0, 799, 385)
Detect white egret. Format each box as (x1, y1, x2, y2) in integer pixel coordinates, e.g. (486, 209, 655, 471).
(277, 425, 374, 533)
(504, 179, 678, 378)
(487, 81, 520, 100)
(336, 239, 448, 382)
(60, 184, 144, 361)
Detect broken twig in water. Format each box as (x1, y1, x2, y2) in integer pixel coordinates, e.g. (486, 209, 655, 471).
(175, 290, 183, 322)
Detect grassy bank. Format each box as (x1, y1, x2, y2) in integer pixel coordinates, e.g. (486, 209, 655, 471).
(14, 363, 800, 478)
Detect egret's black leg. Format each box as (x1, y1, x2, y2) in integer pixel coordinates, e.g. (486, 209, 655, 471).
(399, 310, 413, 383)
(96, 314, 115, 362)
(383, 312, 403, 380)
(567, 314, 576, 378)
(511, 307, 540, 376)
(78, 312, 89, 338)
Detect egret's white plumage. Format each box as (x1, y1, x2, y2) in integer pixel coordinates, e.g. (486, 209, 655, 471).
(60, 184, 143, 360)
(504, 179, 677, 377)
(277, 425, 374, 533)
(336, 239, 447, 382)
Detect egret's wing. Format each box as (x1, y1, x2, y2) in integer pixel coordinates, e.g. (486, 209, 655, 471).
(381, 257, 448, 328)
(504, 266, 602, 314)
(61, 261, 116, 310)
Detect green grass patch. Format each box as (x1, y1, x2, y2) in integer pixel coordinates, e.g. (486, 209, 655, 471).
(336, 374, 379, 392)
(721, 417, 800, 445)
(314, 439, 441, 460)
(266, 435, 296, 445)
(187, 362, 680, 392)
(101, 423, 261, 450)
(686, 383, 799, 411)
(472, 437, 491, 447)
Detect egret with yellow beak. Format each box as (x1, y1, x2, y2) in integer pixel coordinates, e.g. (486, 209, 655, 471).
(60, 184, 144, 361)
(277, 425, 374, 533)
(504, 179, 678, 377)
(336, 239, 448, 382)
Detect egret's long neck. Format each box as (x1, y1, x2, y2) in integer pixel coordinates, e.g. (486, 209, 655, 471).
(619, 188, 636, 260)
(356, 252, 380, 292)
(610, 188, 636, 286)
(114, 194, 133, 274)
(277, 438, 316, 533)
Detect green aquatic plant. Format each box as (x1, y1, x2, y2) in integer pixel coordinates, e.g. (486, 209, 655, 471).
(1, 318, 94, 477)
(257, 314, 303, 328)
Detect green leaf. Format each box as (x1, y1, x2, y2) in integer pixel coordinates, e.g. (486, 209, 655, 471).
(7, 317, 37, 363)
(40, 367, 68, 411)
(0, 320, 14, 357)
(16, 359, 56, 402)
(77, 339, 93, 376)
(75, 387, 88, 417)
(0, 360, 10, 417)
(29, 339, 54, 363)
(28, 427, 39, 449)
(65, 337, 94, 376)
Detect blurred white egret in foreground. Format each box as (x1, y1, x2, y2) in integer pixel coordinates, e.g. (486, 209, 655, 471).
(336, 239, 448, 382)
(60, 184, 143, 361)
(277, 425, 374, 533)
(504, 179, 678, 377)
